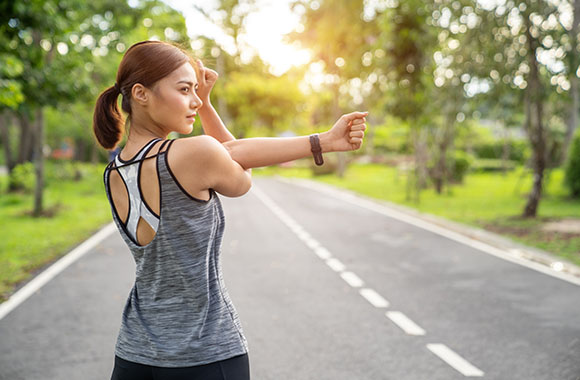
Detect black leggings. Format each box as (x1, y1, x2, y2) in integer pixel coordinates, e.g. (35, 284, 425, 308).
(110, 353, 250, 380)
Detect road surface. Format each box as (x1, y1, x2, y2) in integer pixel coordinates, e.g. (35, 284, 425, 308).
(1, 176, 579, 379)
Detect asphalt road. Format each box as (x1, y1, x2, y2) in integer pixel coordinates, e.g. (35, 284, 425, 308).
(1, 176, 579, 380)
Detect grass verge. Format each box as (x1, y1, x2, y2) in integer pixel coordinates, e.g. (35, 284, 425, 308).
(0, 162, 111, 303)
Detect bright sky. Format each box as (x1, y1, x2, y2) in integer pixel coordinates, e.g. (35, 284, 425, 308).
(161, 0, 312, 76)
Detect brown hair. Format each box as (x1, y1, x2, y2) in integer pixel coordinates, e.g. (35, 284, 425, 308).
(92, 40, 199, 150)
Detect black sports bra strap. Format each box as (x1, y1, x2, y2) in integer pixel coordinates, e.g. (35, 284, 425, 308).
(111, 139, 170, 170)
(158, 138, 173, 153)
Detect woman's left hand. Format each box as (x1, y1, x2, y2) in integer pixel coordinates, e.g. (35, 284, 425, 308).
(195, 59, 218, 104)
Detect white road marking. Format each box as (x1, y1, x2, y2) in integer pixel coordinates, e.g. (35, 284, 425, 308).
(326, 258, 346, 272)
(304, 237, 321, 250)
(340, 271, 364, 287)
(0, 223, 117, 321)
(296, 229, 311, 241)
(251, 182, 487, 376)
(427, 344, 484, 377)
(279, 177, 580, 287)
(359, 288, 389, 308)
(314, 246, 332, 260)
(386, 311, 426, 336)
(252, 184, 394, 313)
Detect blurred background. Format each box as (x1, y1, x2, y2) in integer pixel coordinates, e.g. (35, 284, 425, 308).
(1, 0, 579, 302)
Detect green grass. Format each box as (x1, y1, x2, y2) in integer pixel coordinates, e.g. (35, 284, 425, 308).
(0, 162, 111, 302)
(254, 161, 580, 266)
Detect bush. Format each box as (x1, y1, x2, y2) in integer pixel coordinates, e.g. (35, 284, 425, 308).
(449, 150, 473, 183)
(471, 159, 517, 172)
(564, 130, 580, 198)
(471, 140, 529, 163)
(45, 160, 83, 184)
(9, 162, 35, 193)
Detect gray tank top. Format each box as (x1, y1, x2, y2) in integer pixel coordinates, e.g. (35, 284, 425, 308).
(103, 138, 248, 367)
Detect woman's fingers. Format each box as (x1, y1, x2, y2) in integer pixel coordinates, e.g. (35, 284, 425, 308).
(349, 130, 365, 138)
(341, 111, 369, 123)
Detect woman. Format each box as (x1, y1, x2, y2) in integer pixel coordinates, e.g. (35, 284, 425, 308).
(93, 40, 367, 380)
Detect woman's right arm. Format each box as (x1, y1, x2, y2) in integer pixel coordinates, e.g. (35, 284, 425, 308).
(222, 111, 368, 169)
(195, 135, 252, 198)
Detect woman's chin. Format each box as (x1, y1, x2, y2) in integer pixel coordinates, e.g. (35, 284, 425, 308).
(175, 124, 194, 135)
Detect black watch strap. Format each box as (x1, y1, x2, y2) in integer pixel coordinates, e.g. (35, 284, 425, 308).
(309, 134, 324, 166)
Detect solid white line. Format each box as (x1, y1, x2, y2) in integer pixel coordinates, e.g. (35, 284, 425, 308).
(359, 288, 389, 308)
(326, 258, 346, 272)
(427, 343, 484, 377)
(340, 271, 364, 287)
(0, 222, 117, 321)
(279, 177, 580, 287)
(386, 311, 426, 336)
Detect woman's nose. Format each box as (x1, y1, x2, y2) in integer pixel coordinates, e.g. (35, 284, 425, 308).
(191, 94, 203, 109)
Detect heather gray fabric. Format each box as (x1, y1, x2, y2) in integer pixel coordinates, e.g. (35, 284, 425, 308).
(103, 138, 249, 368)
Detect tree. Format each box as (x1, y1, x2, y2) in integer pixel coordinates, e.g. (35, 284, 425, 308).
(376, 0, 439, 201)
(0, 0, 189, 216)
(441, 0, 569, 218)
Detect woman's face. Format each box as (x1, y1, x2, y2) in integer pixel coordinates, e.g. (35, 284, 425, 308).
(147, 62, 203, 135)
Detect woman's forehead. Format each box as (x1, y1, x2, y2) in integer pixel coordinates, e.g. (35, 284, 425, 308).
(168, 62, 197, 83)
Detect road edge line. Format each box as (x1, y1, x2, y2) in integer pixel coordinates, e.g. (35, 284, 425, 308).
(0, 222, 117, 321)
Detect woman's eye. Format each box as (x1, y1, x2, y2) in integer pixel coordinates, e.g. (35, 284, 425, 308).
(181, 87, 189, 92)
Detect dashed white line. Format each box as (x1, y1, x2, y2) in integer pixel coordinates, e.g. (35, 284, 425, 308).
(386, 311, 426, 336)
(304, 237, 321, 250)
(340, 271, 364, 287)
(359, 288, 389, 308)
(251, 183, 487, 377)
(280, 176, 580, 287)
(314, 246, 332, 260)
(427, 344, 484, 377)
(326, 258, 346, 272)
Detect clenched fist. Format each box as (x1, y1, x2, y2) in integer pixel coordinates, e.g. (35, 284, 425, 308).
(321, 111, 368, 152)
(194, 59, 218, 104)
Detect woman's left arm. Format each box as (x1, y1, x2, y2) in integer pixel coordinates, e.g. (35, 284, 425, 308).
(195, 59, 235, 143)
(198, 102, 235, 143)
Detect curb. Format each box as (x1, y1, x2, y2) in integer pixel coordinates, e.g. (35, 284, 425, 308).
(275, 176, 580, 282)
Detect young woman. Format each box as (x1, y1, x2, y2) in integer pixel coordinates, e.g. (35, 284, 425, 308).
(93, 40, 367, 380)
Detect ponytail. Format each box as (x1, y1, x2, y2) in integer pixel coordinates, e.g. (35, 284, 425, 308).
(93, 84, 125, 150)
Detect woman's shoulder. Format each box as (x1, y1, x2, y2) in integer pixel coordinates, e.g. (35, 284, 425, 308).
(164, 136, 220, 198)
(168, 135, 224, 162)
(166, 135, 226, 176)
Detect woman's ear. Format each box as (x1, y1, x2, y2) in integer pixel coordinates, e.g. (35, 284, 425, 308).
(131, 83, 149, 105)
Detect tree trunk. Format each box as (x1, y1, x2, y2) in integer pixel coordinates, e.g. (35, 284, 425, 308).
(433, 117, 454, 194)
(0, 112, 15, 173)
(562, 0, 580, 165)
(522, 22, 546, 218)
(33, 107, 45, 217)
(91, 141, 99, 164)
(18, 113, 35, 164)
(501, 124, 510, 176)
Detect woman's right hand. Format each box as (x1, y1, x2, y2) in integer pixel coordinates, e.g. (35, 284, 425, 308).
(320, 111, 369, 153)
